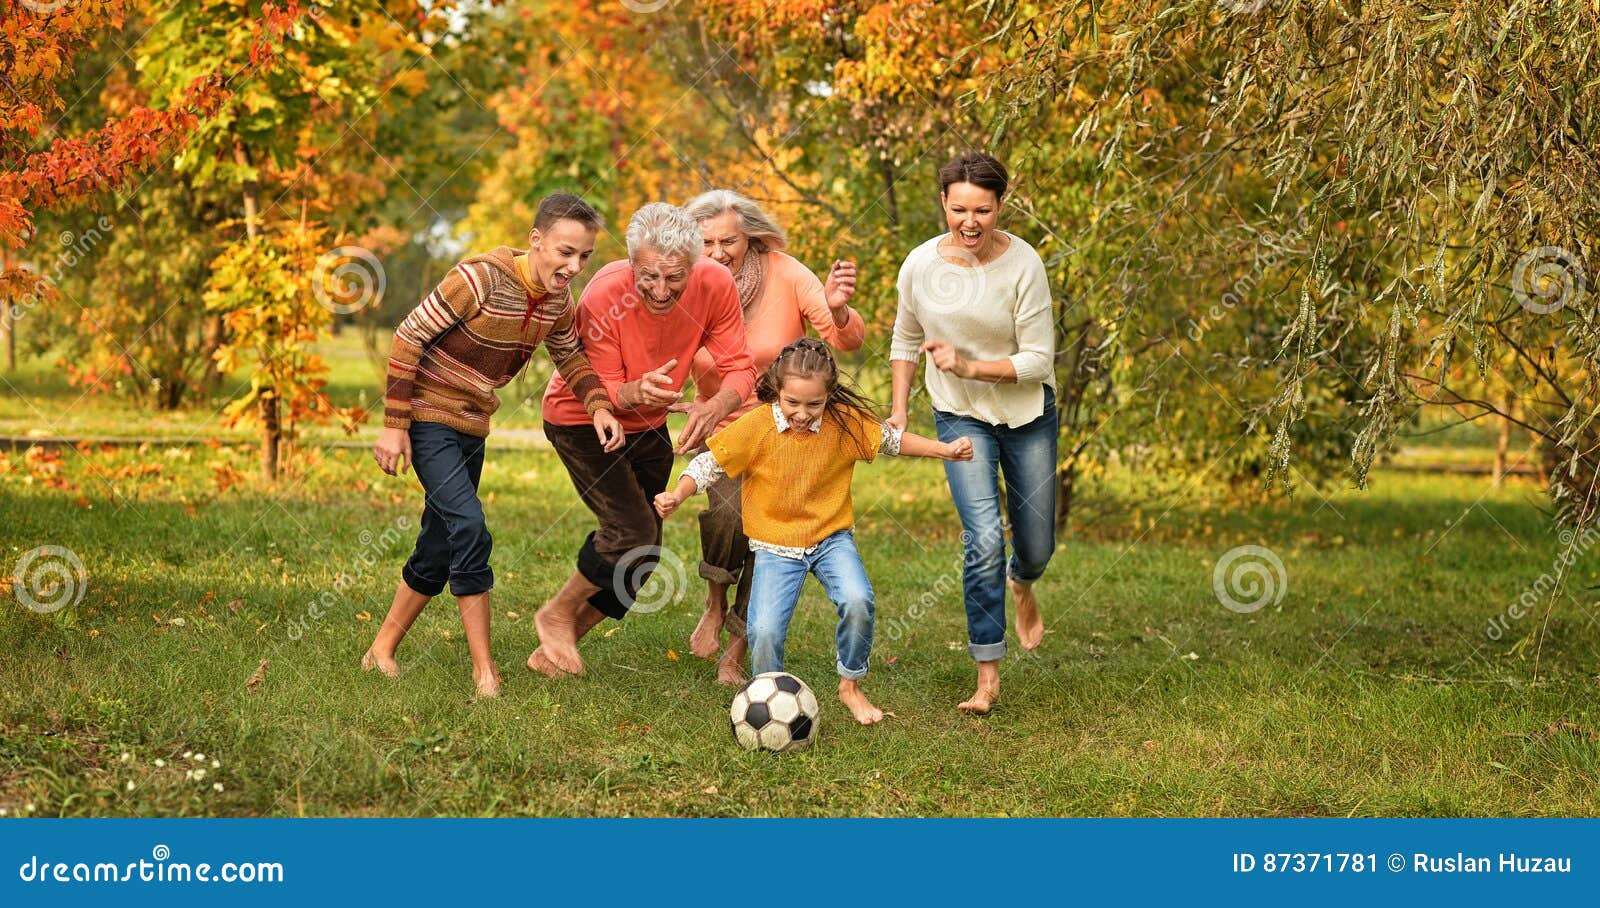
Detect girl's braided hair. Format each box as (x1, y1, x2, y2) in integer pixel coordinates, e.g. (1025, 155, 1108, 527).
(755, 337, 878, 451)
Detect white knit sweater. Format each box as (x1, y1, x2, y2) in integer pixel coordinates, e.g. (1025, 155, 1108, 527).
(890, 231, 1056, 428)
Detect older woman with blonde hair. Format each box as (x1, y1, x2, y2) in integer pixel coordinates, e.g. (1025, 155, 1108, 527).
(682, 189, 865, 684)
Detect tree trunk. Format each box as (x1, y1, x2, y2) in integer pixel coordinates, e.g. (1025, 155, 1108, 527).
(1492, 395, 1513, 488)
(1, 250, 14, 372)
(1053, 317, 1095, 532)
(1056, 460, 1075, 532)
(259, 389, 280, 481)
(879, 152, 899, 229)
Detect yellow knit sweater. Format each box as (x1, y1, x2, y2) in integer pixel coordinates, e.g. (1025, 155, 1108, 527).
(707, 404, 880, 548)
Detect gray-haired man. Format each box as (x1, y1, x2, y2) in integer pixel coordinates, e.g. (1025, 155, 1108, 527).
(532, 203, 756, 677)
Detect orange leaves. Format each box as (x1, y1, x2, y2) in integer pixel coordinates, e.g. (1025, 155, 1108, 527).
(212, 461, 247, 494)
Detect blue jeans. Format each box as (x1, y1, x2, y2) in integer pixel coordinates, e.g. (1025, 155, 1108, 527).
(402, 421, 494, 598)
(934, 387, 1058, 661)
(747, 530, 875, 680)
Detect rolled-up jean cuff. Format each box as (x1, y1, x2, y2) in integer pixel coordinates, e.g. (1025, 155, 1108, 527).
(402, 565, 446, 598)
(969, 640, 1007, 662)
(575, 532, 631, 620)
(448, 569, 494, 598)
(698, 561, 739, 585)
(1008, 566, 1047, 585)
(836, 660, 869, 681)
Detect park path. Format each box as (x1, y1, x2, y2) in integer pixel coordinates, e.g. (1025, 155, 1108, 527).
(0, 432, 1539, 475)
(0, 427, 554, 452)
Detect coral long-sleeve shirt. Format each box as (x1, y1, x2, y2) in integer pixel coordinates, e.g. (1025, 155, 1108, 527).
(542, 257, 756, 432)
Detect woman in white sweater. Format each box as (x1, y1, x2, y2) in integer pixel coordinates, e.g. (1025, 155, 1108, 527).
(887, 152, 1058, 715)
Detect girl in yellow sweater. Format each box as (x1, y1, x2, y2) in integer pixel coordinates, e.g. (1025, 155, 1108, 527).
(655, 338, 972, 724)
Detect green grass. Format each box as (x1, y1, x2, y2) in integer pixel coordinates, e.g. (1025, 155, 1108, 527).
(2, 420, 1599, 817)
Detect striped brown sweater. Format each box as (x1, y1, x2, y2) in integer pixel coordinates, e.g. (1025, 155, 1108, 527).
(383, 246, 611, 437)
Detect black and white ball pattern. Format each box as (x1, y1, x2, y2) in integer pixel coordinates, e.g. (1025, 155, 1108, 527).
(730, 672, 820, 753)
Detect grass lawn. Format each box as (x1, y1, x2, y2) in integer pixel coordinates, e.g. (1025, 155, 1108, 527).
(2, 420, 1599, 817)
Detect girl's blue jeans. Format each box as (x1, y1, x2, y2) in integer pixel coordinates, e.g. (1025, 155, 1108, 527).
(747, 529, 874, 680)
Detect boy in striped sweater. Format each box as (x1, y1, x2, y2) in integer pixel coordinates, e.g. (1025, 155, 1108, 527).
(363, 193, 622, 698)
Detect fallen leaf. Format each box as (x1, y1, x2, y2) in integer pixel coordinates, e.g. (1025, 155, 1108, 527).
(355, 610, 372, 622)
(1143, 740, 1158, 750)
(246, 658, 268, 690)
(702, 785, 718, 795)
(666, 648, 680, 662)
(505, 611, 520, 619)
(226, 599, 244, 614)
(603, 626, 621, 637)
(169, 617, 187, 627)
(885, 655, 898, 665)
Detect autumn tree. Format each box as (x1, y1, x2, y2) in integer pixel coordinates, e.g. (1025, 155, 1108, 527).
(0, 0, 242, 377)
(973, 1, 1600, 530)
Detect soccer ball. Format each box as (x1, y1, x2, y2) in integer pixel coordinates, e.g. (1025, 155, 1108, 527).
(730, 672, 819, 753)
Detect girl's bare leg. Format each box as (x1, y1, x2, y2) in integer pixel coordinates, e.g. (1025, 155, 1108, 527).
(839, 677, 886, 725)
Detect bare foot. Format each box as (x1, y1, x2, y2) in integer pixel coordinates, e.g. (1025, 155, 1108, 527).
(1011, 579, 1043, 651)
(690, 594, 725, 660)
(360, 648, 399, 678)
(958, 661, 1001, 715)
(838, 679, 886, 725)
(534, 599, 585, 675)
(473, 667, 502, 698)
(525, 647, 574, 679)
(957, 686, 1000, 715)
(716, 635, 748, 686)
